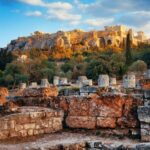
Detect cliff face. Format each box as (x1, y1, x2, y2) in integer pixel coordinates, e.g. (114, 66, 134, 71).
(5, 29, 125, 51)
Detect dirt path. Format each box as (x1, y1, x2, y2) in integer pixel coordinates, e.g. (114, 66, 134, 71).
(0, 131, 142, 150)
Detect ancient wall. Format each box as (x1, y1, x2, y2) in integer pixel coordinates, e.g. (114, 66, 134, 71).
(23, 87, 58, 97)
(0, 87, 9, 105)
(64, 95, 142, 130)
(138, 106, 150, 141)
(3, 93, 143, 139)
(0, 107, 64, 140)
(4, 94, 143, 131)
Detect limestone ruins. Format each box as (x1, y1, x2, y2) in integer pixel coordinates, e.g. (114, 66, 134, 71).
(0, 69, 150, 149)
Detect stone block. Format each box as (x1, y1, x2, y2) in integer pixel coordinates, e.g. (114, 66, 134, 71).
(28, 129, 34, 136)
(66, 116, 96, 129)
(15, 125, 23, 131)
(33, 130, 39, 135)
(19, 130, 27, 137)
(138, 106, 150, 123)
(96, 117, 116, 128)
(24, 123, 36, 130)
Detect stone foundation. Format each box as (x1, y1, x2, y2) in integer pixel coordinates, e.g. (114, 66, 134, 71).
(23, 87, 58, 97)
(0, 106, 64, 140)
(64, 94, 142, 130)
(2, 93, 144, 139)
(138, 106, 150, 141)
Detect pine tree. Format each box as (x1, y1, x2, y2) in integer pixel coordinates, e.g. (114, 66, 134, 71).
(125, 31, 132, 66)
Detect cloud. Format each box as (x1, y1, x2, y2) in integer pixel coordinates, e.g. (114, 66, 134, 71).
(17, 0, 78, 25)
(12, 0, 150, 36)
(25, 10, 42, 17)
(47, 9, 81, 22)
(18, 0, 72, 10)
(84, 18, 114, 27)
(117, 11, 150, 27)
(46, 2, 72, 10)
(18, 0, 44, 6)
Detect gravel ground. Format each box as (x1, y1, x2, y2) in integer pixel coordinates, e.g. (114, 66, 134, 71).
(0, 131, 142, 150)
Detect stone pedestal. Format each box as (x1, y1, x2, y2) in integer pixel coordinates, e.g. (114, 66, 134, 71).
(123, 74, 136, 88)
(53, 76, 59, 86)
(147, 69, 150, 79)
(110, 77, 117, 86)
(29, 82, 38, 88)
(59, 77, 68, 85)
(20, 83, 27, 89)
(98, 75, 109, 87)
(41, 79, 50, 87)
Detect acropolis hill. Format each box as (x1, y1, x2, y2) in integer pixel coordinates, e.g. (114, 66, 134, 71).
(5, 25, 150, 51)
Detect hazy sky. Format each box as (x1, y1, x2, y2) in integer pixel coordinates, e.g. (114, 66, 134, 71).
(0, 0, 150, 47)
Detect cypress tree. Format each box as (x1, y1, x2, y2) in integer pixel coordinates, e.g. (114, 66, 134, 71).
(125, 31, 132, 66)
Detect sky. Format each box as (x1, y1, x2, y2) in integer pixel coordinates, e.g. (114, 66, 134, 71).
(0, 0, 150, 47)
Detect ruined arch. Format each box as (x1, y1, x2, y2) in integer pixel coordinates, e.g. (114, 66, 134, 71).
(107, 39, 112, 45)
(99, 37, 106, 48)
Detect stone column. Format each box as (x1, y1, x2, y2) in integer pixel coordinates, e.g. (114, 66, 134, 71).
(98, 74, 109, 87)
(53, 76, 59, 86)
(19, 83, 27, 89)
(41, 79, 50, 87)
(29, 82, 38, 88)
(109, 77, 117, 86)
(123, 74, 136, 88)
(59, 78, 68, 85)
(147, 69, 150, 79)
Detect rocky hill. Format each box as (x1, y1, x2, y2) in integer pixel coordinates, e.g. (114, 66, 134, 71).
(3, 25, 149, 51)
(5, 30, 107, 51)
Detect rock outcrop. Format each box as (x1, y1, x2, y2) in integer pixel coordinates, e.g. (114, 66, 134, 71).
(3, 27, 128, 52)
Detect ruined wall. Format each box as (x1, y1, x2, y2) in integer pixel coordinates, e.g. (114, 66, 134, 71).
(138, 106, 150, 141)
(23, 87, 58, 97)
(0, 87, 9, 105)
(0, 107, 64, 140)
(4, 94, 143, 131)
(64, 95, 142, 130)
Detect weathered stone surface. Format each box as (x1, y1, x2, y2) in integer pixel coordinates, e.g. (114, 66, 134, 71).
(65, 95, 142, 129)
(23, 87, 58, 97)
(138, 106, 150, 123)
(138, 106, 150, 141)
(0, 107, 64, 140)
(97, 117, 116, 128)
(66, 116, 96, 129)
(0, 87, 9, 105)
(3, 94, 143, 133)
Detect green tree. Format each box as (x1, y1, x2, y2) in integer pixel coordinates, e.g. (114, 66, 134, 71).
(134, 49, 150, 67)
(0, 49, 14, 70)
(61, 62, 73, 73)
(125, 31, 132, 65)
(86, 59, 112, 81)
(128, 60, 147, 74)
